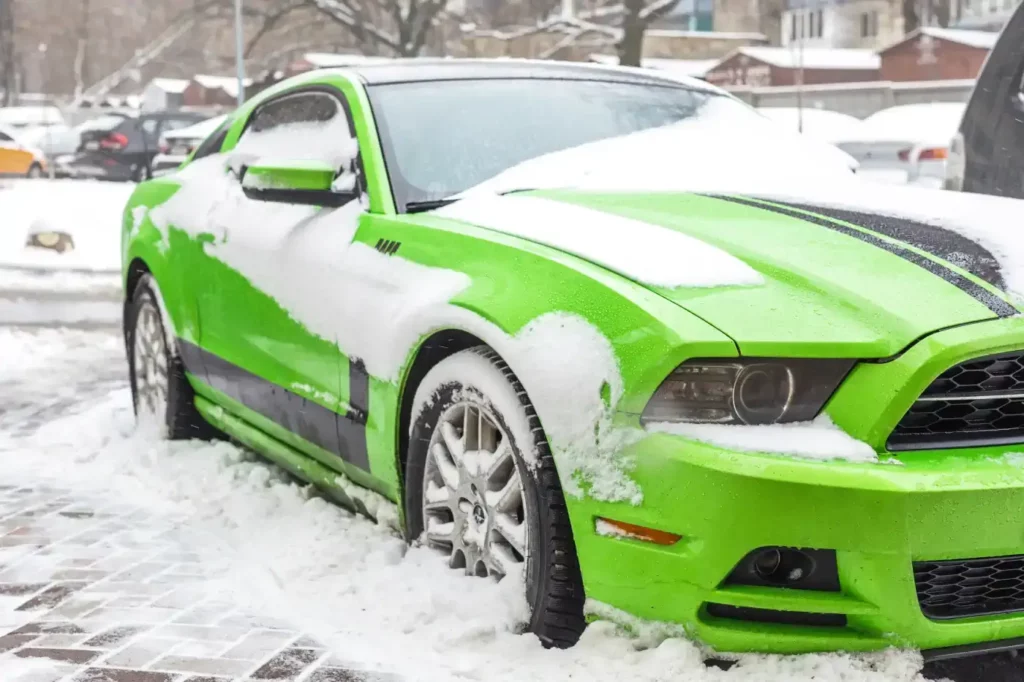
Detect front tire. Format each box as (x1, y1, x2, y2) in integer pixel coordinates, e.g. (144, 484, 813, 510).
(405, 346, 587, 648)
(126, 274, 211, 439)
(26, 163, 43, 179)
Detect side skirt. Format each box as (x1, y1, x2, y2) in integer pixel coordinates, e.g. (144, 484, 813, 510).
(194, 395, 390, 524)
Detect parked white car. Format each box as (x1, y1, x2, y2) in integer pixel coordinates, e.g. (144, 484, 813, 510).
(757, 107, 865, 144)
(151, 114, 226, 177)
(832, 102, 966, 187)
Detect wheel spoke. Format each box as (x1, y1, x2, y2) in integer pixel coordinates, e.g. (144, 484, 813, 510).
(430, 443, 460, 491)
(440, 421, 465, 463)
(488, 544, 518, 578)
(493, 515, 527, 556)
(485, 467, 522, 514)
(425, 518, 454, 544)
(483, 440, 513, 484)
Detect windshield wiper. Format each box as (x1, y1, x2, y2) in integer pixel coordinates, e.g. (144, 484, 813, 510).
(405, 198, 457, 213)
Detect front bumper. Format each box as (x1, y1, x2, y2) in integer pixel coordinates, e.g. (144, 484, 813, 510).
(570, 316, 1024, 655)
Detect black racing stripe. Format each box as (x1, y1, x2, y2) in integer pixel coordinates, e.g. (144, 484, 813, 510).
(179, 339, 371, 471)
(713, 195, 1018, 318)
(771, 200, 1006, 291)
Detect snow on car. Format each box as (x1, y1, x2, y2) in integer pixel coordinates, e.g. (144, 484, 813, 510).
(114, 57, 1024, 670)
(757, 106, 866, 144)
(833, 102, 967, 187)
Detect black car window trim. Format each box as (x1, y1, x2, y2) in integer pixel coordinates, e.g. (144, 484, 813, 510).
(235, 84, 366, 197)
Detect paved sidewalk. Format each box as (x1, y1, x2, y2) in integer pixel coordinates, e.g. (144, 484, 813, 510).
(0, 484, 395, 682)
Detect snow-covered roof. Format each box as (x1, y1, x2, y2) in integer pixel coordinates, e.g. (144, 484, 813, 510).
(0, 105, 65, 127)
(729, 46, 881, 70)
(881, 27, 999, 52)
(148, 78, 189, 94)
(302, 53, 392, 68)
(588, 54, 718, 78)
(646, 29, 767, 40)
(192, 74, 253, 98)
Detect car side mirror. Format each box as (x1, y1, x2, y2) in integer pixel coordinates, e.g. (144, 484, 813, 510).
(240, 159, 358, 207)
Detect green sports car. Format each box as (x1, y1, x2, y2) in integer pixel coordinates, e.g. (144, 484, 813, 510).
(121, 59, 1024, 661)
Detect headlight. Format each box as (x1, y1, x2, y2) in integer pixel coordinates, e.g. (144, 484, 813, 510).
(640, 359, 854, 425)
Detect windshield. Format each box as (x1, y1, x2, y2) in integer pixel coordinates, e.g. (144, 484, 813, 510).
(367, 78, 755, 209)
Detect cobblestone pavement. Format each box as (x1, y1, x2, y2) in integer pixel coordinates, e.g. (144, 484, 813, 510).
(0, 484, 396, 682)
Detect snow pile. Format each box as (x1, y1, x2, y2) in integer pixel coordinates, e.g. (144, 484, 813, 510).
(492, 313, 641, 504)
(460, 98, 858, 197)
(757, 108, 866, 144)
(648, 415, 878, 464)
(435, 195, 764, 289)
(0, 179, 133, 271)
(842, 103, 965, 147)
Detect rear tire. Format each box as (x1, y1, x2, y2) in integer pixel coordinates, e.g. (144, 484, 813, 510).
(405, 346, 587, 648)
(131, 163, 151, 183)
(126, 274, 213, 440)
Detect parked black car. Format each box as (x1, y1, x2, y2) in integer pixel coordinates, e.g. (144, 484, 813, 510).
(60, 111, 208, 182)
(946, 5, 1024, 197)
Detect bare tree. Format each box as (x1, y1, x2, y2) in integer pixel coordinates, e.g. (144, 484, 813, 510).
(307, 0, 452, 56)
(201, 0, 310, 56)
(616, 0, 681, 66)
(0, 0, 14, 105)
(72, 0, 91, 100)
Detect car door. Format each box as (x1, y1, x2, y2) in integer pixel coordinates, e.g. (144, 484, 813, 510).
(195, 87, 370, 472)
(963, 5, 1024, 196)
(0, 129, 32, 174)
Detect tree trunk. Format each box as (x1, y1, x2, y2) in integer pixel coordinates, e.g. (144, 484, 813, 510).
(902, 0, 919, 33)
(0, 0, 14, 106)
(617, 0, 645, 67)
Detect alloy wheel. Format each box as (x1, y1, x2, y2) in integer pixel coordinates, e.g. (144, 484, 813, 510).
(132, 299, 169, 428)
(422, 400, 529, 578)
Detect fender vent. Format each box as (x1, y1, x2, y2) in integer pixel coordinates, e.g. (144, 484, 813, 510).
(375, 239, 400, 255)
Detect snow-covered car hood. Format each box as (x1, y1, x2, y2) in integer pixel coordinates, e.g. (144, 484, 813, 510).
(436, 181, 1024, 358)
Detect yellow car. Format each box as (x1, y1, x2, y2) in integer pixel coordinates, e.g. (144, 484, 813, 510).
(0, 124, 46, 177)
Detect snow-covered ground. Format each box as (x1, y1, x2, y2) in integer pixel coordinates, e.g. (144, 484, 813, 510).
(0, 324, 940, 682)
(0, 179, 132, 273)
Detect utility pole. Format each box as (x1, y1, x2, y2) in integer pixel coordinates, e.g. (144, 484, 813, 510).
(234, 0, 246, 107)
(0, 0, 14, 106)
(795, 21, 805, 134)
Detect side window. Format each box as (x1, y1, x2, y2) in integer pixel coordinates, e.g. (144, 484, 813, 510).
(0, 131, 12, 142)
(193, 121, 231, 160)
(234, 91, 355, 168)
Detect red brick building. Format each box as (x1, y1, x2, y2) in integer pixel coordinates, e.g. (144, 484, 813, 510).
(704, 46, 881, 87)
(181, 75, 252, 108)
(879, 27, 998, 81)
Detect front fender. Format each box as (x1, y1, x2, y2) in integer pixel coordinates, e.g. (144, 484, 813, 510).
(121, 179, 202, 347)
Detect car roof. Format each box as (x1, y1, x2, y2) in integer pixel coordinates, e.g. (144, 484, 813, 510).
(335, 58, 721, 93)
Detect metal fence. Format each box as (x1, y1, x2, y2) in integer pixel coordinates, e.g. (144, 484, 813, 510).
(728, 79, 977, 118)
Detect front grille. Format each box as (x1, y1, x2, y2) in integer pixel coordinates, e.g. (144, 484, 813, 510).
(914, 555, 1024, 620)
(888, 352, 1024, 451)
